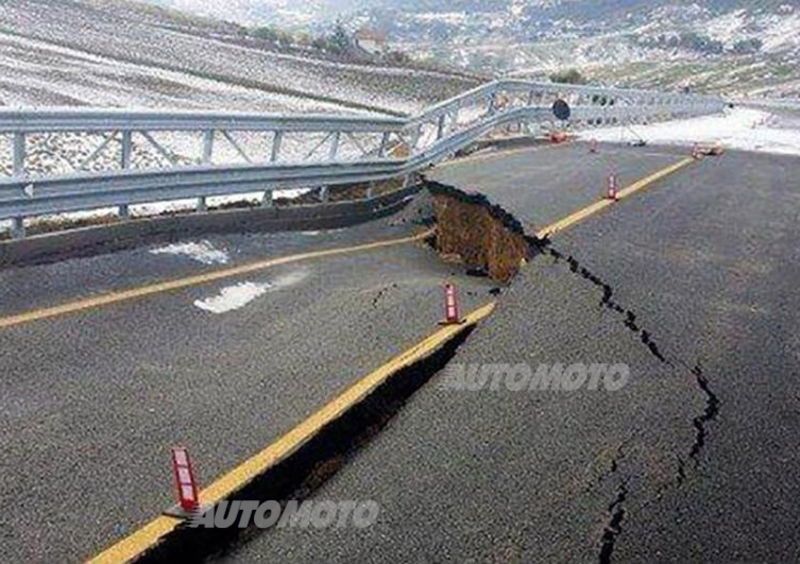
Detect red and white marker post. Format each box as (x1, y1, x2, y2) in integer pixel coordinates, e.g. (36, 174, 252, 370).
(439, 283, 464, 325)
(171, 446, 200, 514)
(606, 173, 619, 201)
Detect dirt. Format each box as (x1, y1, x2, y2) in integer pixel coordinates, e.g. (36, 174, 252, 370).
(427, 180, 531, 283)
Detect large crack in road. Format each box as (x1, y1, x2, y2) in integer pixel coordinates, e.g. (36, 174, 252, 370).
(688, 362, 721, 468)
(427, 182, 723, 560)
(144, 181, 725, 563)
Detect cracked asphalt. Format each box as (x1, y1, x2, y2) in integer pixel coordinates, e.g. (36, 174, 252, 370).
(229, 144, 800, 562)
(0, 217, 496, 562)
(3, 141, 799, 562)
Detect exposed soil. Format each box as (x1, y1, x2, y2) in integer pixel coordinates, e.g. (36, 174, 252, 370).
(427, 180, 531, 283)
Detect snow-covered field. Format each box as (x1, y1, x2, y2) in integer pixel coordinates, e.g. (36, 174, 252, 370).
(582, 107, 800, 157)
(0, 0, 477, 115)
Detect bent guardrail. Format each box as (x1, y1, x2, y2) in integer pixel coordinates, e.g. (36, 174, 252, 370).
(0, 80, 725, 238)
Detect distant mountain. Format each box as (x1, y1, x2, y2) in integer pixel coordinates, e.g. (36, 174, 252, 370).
(147, 0, 800, 97)
(359, 0, 800, 97)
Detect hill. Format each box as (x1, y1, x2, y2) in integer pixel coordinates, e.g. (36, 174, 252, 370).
(150, 0, 800, 98)
(0, 0, 481, 114)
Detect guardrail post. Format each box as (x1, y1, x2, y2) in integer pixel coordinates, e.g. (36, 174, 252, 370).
(262, 189, 273, 207)
(410, 125, 421, 152)
(121, 131, 132, 169)
(11, 217, 25, 239)
(202, 130, 214, 164)
(328, 131, 341, 161)
(13, 132, 25, 177)
(271, 131, 283, 163)
(378, 132, 390, 157)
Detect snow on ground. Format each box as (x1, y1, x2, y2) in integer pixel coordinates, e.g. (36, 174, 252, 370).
(0, 187, 314, 236)
(0, 1, 476, 116)
(300, 228, 344, 236)
(149, 240, 229, 264)
(582, 107, 800, 156)
(193, 270, 308, 313)
(0, 32, 356, 113)
(193, 281, 271, 313)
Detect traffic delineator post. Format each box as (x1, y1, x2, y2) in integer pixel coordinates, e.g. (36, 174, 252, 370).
(166, 446, 202, 518)
(439, 283, 465, 326)
(589, 139, 598, 153)
(606, 173, 619, 201)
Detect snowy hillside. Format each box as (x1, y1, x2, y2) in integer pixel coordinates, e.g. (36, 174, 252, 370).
(150, 0, 800, 98)
(378, 0, 800, 98)
(0, 0, 479, 114)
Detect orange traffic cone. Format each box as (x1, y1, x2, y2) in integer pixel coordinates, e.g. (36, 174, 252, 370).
(607, 173, 619, 201)
(439, 283, 464, 325)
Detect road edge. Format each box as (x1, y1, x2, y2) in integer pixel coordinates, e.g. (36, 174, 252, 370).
(88, 302, 496, 563)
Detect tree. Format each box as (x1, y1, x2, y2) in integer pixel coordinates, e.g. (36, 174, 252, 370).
(732, 38, 763, 55)
(250, 26, 279, 42)
(549, 68, 586, 85)
(329, 20, 352, 54)
(312, 36, 328, 51)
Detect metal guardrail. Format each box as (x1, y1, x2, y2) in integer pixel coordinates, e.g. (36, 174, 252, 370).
(0, 80, 725, 238)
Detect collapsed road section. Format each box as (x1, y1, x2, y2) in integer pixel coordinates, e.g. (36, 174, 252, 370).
(10, 142, 799, 563)
(222, 145, 800, 562)
(91, 183, 534, 562)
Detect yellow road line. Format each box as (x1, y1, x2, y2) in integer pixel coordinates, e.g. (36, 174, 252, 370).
(0, 229, 434, 330)
(88, 301, 496, 564)
(86, 153, 693, 562)
(536, 156, 695, 239)
(87, 517, 181, 564)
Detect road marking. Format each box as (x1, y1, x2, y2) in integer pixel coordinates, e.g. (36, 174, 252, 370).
(87, 517, 181, 564)
(536, 157, 696, 239)
(0, 229, 434, 330)
(88, 301, 496, 564)
(70, 153, 691, 561)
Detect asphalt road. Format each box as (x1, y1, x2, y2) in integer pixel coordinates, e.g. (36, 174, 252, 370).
(431, 142, 690, 231)
(0, 217, 497, 562)
(230, 145, 800, 562)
